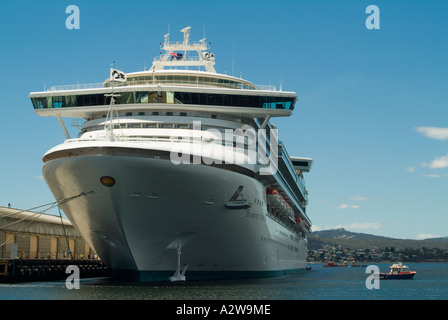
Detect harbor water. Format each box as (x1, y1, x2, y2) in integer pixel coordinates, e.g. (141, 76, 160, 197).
(1, 263, 446, 300)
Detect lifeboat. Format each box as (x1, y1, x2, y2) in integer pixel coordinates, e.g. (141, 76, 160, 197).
(266, 188, 294, 220)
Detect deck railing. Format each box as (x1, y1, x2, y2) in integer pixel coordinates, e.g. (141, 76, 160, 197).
(48, 80, 277, 92)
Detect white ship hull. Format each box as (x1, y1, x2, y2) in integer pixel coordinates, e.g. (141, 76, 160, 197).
(32, 27, 313, 282)
(43, 153, 308, 281)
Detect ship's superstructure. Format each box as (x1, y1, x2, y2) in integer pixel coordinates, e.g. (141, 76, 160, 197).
(30, 27, 312, 281)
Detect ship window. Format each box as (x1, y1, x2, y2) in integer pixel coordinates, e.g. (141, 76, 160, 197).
(292, 161, 309, 167)
(222, 95, 232, 106)
(166, 91, 174, 104)
(32, 97, 47, 109)
(175, 92, 190, 103)
(191, 93, 199, 104)
(46, 97, 53, 108)
(65, 95, 77, 108)
(136, 92, 149, 103)
(121, 92, 135, 104)
(32, 90, 294, 111)
(75, 94, 105, 107)
(53, 99, 63, 108)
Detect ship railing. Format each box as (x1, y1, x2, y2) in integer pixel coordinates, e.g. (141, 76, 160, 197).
(104, 79, 258, 90)
(103, 79, 275, 91)
(163, 40, 208, 48)
(49, 83, 104, 91)
(154, 55, 209, 63)
(278, 149, 308, 202)
(65, 135, 255, 147)
(254, 120, 308, 201)
(47, 81, 276, 92)
(256, 84, 277, 91)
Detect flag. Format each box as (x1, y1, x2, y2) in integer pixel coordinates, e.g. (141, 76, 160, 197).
(110, 68, 127, 82)
(170, 52, 183, 61)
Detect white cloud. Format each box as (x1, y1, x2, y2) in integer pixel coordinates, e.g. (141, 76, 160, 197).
(348, 222, 382, 230)
(335, 203, 360, 209)
(428, 154, 448, 169)
(406, 166, 415, 173)
(420, 154, 448, 170)
(324, 222, 383, 230)
(416, 126, 448, 140)
(347, 196, 370, 201)
(415, 233, 441, 240)
(423, 173, 448, 178)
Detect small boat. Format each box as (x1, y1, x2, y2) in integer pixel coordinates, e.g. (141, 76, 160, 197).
(323, 261, 368, 267)
(349, 261, 367, 267)
(379, 262, 416, 279)
(323, 262, 344, 267)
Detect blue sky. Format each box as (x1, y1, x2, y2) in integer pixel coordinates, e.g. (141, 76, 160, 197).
(0, 0, 446, 239)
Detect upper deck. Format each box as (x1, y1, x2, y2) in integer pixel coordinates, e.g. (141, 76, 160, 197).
(30, 26, 297, 120)
(30, 66, 297, 119)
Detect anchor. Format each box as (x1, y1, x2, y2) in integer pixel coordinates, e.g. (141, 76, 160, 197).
(166, 233, 196, 282)
(169, 240, 188, 282)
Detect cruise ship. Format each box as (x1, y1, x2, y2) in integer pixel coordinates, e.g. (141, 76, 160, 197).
(29, 27, 312, 282)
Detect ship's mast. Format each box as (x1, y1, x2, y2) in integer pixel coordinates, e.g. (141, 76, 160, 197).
(151, 26, 216, 72)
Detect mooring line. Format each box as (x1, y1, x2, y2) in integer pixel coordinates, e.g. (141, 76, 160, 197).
(0, 201, 59, 220)
(0, 191, 93, 249)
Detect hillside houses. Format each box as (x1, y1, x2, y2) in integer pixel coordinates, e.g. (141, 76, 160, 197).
(307, 244, 448, 263)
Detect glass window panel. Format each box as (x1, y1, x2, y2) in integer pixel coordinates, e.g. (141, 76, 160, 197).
(166, 91, 174, 104)
(47, 96, 53, 108)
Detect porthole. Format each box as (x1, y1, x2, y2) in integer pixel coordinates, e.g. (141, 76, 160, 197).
(100, 176, 116, 187)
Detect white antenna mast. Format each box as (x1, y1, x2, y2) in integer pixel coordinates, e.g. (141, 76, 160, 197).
(232, 41, 235, 76)
(280, 72, 283, 91)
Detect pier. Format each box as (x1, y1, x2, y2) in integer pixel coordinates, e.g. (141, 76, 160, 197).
(0, 205, 112, 282)
(0, 258, 111, 283)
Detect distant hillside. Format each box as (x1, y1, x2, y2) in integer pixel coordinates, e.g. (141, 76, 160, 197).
(308, 228, 448, 251)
